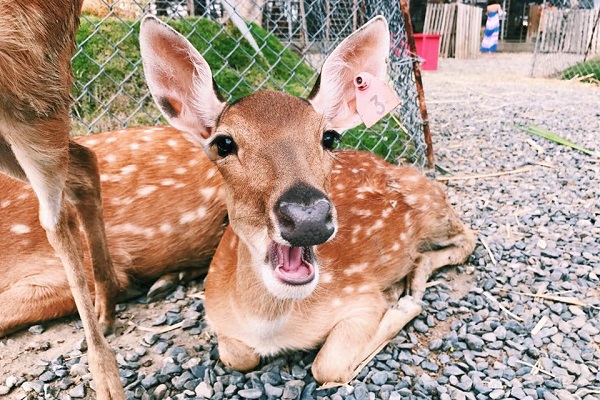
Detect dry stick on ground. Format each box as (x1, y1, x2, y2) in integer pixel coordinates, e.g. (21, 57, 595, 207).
(436, 167, 532, 181)
(479, 238, 497, 265)
(507, 291, 589, 307)
(530, 315, 549, 335)
(483, 292, 524, 322)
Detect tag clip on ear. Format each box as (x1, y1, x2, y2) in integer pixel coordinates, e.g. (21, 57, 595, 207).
(354, 72, 401, 128)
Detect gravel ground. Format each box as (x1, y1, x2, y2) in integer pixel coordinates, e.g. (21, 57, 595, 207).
(1, 53, 599, 400)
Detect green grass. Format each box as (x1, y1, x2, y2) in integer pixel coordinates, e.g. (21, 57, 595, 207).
(72, 16, 410, 161)
(561, 58, 600, 83)
(72, 16, 316, 133)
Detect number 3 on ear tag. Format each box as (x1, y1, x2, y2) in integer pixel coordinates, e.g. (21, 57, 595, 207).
(354, 72, 401, 128)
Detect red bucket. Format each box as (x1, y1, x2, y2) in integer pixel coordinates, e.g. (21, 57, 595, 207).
(413, 33, 442, 71)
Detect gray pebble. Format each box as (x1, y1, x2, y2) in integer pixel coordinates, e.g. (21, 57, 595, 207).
(238, 388, 263, 399)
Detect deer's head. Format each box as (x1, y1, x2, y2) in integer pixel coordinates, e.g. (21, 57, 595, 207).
(140, 16, 390, 299)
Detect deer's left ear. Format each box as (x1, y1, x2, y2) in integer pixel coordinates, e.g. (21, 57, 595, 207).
(139, 16, 226, 145)
(308, 16, 390, 130)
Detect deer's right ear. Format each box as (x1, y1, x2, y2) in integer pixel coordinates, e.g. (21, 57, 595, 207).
(307, 16, 390, 131)
(139, 16, 225, 145)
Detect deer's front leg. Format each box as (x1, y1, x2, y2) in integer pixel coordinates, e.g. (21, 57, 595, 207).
(312, 296, 422, 384)
(311, 297, 387, 384)
(217, 334, 260, 371)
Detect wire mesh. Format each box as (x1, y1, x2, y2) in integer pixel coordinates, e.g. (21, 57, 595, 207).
(531, 0, 600, 83)
(73, 0, 426, 165)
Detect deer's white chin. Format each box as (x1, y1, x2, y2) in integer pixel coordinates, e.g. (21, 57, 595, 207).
(259, 243, 319, 300)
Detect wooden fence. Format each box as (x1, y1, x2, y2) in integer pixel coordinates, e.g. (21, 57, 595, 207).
(423, 2, 482, 59)
(538, 9, 600, 56)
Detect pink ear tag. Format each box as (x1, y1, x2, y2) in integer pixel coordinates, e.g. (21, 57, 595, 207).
(354, 72, 401, 128)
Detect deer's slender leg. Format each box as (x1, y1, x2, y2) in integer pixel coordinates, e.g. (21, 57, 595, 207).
(66, 140, 121, 332)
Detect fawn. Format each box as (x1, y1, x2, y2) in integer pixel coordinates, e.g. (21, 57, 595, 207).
(140, 15, 476, 383)
(0, 1, 123, 397)
(0, 126, 227, 337)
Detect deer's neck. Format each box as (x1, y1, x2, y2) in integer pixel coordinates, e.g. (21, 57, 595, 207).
(233, 239, 295, 320)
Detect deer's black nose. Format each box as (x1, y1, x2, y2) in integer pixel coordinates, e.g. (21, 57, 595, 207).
(275, 183, 335, 247)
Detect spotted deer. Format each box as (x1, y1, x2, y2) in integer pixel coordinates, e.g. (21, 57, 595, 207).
(0, 126, 227, 337)
(0, 1, 123, 397)
(140, 15, 476, 383)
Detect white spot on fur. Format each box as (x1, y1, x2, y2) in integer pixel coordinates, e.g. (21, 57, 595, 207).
(357, 284, 371, 293)
(17, 193, 28, 200)
(343, 286, 355, 294)
(110, 197, 134, 206)
(179, 212, 196, 224)
(402, 174, 421, 183)
(86, 139, 99, 146)
(106, 137, 117, 144)
(161, 179, 176, 186)
(160, 223, 173, 234)
(400, 233, 407, 241)
(404, 213, 411, 226)
(343, 262, 368, 275)
(392, 242, 401, 251)
(366, 219, 384, 236)
(137, 185, 157, 197)
(168, 140, 178, 148)
(320, 272, 333, 283)
(188, 159, 199, 167)
(112, 223, 155, 238)
(382, 207, 394, 218)
(357, 186, 374, 193)
(1, 200, 11, 208)
(175, 167, 187, 175)
(142, 135, 152, 142)
(100, 174, 108, 182)
(200, 187, 216, 199)
(351, 168, 359, 174)
(332, 298, 343, 307)
(405, 194, 419, 207)
(105, 154, 117, 163)
(335, 183, 345, 191)
(155, 155, 168, 164)
(11, 224, 30, 234)
(351, 207, 371, 217)
(174, 183, 186, 189)
(121, 165, 137, 174)
(130, 142, 140, 150)
(196, 206, 207, 219)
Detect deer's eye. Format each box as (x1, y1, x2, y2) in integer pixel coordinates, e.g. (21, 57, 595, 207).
(322, 130, 340, 150)
(212, 135, 237, 157)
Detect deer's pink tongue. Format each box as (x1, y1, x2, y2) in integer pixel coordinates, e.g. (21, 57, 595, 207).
(281, 246, 303, 273)
(271, 243, 315, 285)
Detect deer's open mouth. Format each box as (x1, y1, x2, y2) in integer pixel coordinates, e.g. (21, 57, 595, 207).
(269, 242, 315, 285)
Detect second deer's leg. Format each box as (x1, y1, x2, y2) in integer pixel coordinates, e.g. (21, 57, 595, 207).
(410, 225, 476, 300)
(67, 141, 121, 332)
(0, 270, 77, 337)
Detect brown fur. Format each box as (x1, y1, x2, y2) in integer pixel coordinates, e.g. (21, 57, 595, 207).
(0, 127, 227, 335)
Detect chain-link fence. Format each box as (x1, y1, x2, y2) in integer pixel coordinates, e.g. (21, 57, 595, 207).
(73, 0, 427, 165)
(531, 0, 600, 83)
